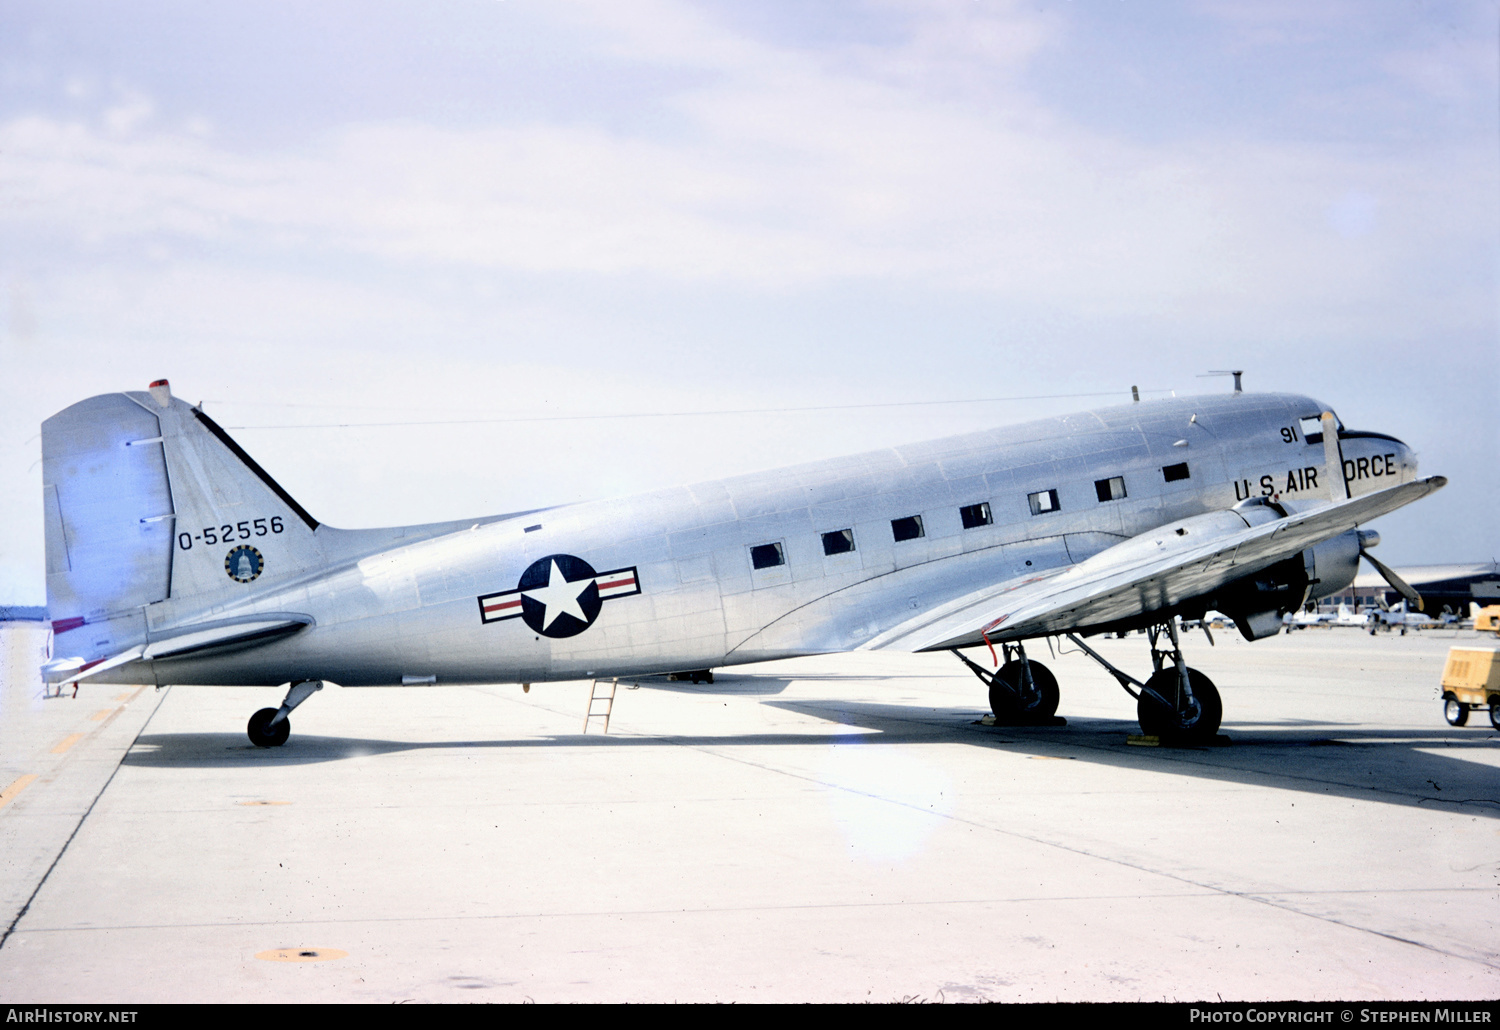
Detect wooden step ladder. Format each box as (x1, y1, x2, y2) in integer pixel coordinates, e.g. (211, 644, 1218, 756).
(583, 678, 618, 734)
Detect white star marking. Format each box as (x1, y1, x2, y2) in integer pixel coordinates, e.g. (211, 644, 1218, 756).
(520, 560, 594, 632)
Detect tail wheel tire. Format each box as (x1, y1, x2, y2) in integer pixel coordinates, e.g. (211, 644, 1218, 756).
(248, 707, 290, 747)
(990, 660, 1060, 719)
(1138, 668, 1221, 743)
(1444, 699, 1469, 727)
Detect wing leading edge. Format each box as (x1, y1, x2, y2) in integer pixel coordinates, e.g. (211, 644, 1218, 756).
(862, 476, 1447, 653)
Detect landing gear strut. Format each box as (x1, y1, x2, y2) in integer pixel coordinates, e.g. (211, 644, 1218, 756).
(1067, 622, 1223, 744)
(952, 642, 1061, 723)
(247, 680, 323, 747)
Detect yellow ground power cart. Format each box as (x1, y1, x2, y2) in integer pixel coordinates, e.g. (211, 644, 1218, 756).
(1474, 605, 1500, 636)
(1440, 646, 1500, 728)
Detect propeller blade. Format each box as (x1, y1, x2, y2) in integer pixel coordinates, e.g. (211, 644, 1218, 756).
(1322, 411, 1349, 501)
(1360, 549, 1423, 612)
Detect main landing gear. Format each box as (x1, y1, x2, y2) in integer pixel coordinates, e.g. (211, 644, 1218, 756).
(247, 680, 323, 747)
(1067, 621, 1222, 744)
(958, 622, 1224, 743)
(952, 642, 1061, 724)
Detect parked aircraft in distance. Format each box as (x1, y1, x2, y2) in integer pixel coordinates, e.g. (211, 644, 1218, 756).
(1284, 602, 1373, 630)
(1284, 606, 1336, 630)
(1368, 601, 1439, 635)
(41, 380, 1444, 745)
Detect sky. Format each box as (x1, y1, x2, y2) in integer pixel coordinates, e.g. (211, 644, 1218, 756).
(1, 0, 1497, 605)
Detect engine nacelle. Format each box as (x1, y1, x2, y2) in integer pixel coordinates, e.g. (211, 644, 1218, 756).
(1303, 529, 1363, 601)
(1212, 529, 1364, 640)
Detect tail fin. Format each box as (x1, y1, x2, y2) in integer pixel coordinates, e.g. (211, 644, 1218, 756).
(44, 380, 324, 661)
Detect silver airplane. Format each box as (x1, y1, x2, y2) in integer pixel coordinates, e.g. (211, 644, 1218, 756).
(40, 379, 1444, 746)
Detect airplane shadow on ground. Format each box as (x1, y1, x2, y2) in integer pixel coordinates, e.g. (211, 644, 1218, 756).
(768, 698, 1500, 821)
(121, 694, 1500, 820)
(629, 673, 796, 696)
(628, 672, 920, 694)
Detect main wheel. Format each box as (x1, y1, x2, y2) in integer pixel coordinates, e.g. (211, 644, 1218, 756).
(990, 660, 1060, 720)
(248, 707, 290, 747)
(1137, 668, 1221, 743)
(1444, 698, 1469, 727)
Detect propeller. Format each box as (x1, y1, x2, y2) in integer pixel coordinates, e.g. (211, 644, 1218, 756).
(1356, 530, 1424, 613)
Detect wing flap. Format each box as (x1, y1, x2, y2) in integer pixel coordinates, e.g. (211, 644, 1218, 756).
(865, 476, 1445, 652)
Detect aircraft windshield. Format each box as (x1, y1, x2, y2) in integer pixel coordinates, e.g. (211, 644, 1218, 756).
(1300, 412, 1344, 438)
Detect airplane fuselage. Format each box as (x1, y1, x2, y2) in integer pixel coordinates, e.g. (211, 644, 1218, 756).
(67, 392, 1416, 687)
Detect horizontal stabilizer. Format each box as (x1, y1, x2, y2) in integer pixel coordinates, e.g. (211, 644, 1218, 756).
(42, 615, 312, 683)
(143, 616, 312, 660)
(41, 646, 145, 684)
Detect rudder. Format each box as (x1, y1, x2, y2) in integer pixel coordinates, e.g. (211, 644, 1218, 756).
(43, 380, 326, 664)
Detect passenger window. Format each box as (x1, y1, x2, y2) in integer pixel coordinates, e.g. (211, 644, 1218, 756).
(821, 529, 856, 555)
(959, 503, 992, 529)
(1162, 463, 1190, 483)
(891, 515, 925, 542)
(1094, 477, 1126, 502)
(1027, 489, 1060, 515)
(750, 542, 785, 570)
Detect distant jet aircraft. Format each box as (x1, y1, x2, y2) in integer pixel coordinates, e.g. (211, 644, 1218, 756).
(40, 381, 1443, 745)
(1368, 601, 1438, 635)
(1284, 605, 1335, 630)
(1284, 602, 1372, 631)
(1331, 603, 1372, 628)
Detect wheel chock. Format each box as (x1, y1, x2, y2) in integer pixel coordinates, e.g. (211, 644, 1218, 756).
(1127, 733, 1232, 748)
(979, 713, 1067, 727)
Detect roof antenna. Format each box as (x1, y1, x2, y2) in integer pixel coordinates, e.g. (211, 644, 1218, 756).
(1199, 370, 1244, 393)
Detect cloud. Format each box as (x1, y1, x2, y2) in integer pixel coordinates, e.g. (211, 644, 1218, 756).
(2, 34, 1491, 342)
(0, 0, 1495, 599)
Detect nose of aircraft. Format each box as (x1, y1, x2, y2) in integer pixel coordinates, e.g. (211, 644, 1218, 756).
(1339, 429, 1417, 487)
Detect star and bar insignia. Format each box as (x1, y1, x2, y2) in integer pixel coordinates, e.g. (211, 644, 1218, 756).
(477, 553, 640, 639)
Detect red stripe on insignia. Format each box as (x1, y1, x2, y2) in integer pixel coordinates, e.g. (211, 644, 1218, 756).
(52, 617, 86, 633)
(484, 599, 523, 613)
(598, 576, 635, 588)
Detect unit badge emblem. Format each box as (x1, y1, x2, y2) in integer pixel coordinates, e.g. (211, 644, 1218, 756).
(225, 545, 264, 583)
(478, 554, 640, 638)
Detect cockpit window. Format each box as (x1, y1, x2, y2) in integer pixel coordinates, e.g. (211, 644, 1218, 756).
(1300, 412, 1343, 440)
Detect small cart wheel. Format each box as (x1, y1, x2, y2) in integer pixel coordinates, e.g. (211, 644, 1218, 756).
(1443, 699, 1468, 727)
(1490, 703, 1500, 731)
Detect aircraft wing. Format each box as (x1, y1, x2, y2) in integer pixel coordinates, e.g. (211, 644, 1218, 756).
(863, 476, 1446, 653)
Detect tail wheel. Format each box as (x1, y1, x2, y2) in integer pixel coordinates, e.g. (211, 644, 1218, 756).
(1138, 668, 1221, 743)
(991, 660, 1060, 719)
(1444, 699, 1469, 727)
(248, 707, 290, 747)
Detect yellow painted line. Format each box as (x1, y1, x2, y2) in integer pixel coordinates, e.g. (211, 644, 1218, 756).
(0, 775, 38, 810)
(51, 733, 85, 755)
(89, 708, 114, 722)
(114, 692, 132, 702)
